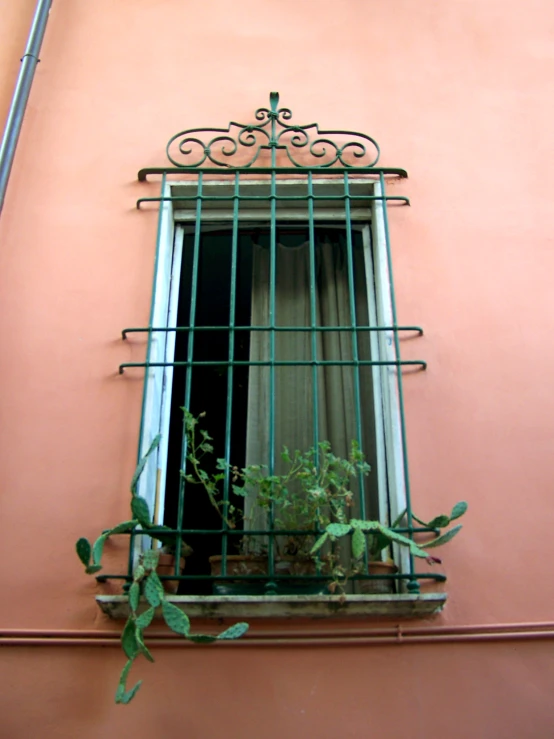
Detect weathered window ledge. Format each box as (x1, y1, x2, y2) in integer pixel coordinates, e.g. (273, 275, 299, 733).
(97, 593, 447, 620)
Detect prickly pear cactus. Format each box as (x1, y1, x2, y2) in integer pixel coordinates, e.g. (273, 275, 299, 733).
(76, 432, 249, 705)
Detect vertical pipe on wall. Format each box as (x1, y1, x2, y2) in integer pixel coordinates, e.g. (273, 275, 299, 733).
(0, 0, 53, 216)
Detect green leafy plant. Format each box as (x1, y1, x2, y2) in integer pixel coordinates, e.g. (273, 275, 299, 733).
(181, 410, 467, 591)
(76, 434, 249, 704)
(181, 409, 239, 529)
(110, 548, 248, 704)
(76, 435, 191, 571)
(182, 409, 370, 561)
(234, 439, 371, 560)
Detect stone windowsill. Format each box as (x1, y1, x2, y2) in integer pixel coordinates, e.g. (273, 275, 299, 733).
(97, 593, 447, 620)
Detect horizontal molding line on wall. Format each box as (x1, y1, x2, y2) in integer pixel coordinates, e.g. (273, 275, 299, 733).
(1, 622, 554, 648)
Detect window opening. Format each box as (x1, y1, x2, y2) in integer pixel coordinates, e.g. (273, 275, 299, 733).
(162, 225, 383, 594)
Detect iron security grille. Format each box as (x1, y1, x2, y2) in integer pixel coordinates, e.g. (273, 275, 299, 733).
(112, 93, 441, 595)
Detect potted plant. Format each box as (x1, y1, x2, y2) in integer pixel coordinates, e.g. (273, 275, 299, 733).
(183, 411, 370, 594)
(75, 434, 249, 704)
(180, 410, 269, 590)
(229, 439, 372, 593)
(182, 410, 467, 595)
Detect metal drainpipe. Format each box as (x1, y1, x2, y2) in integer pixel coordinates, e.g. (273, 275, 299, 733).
(0, 0, 53, 216)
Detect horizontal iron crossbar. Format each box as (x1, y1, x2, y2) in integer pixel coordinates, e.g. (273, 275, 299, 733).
(136, 193, 410, 209)
(105, 526, 437, 537)
(119, 359, 427, 374)
(122, 325, 424, 339)
(96, 572, 447, 583)
(98, 575, 446, 584)
(138, 166, 408, 182)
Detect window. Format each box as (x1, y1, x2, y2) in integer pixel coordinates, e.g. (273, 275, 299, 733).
(120, 94, 434, 608)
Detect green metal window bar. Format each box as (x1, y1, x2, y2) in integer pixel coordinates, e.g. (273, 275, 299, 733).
(107, 93, 443, 596)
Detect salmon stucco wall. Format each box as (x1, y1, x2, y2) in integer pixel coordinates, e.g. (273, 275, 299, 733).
(0, 0, 37, 128)
(1, 641, 554, 739)
(0, 0, 553, 736)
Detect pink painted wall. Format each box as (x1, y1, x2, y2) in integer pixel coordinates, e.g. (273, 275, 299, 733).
(2, 642, 554, 738)
(0, 0, 37, 128)
(0, 0, 553, 734)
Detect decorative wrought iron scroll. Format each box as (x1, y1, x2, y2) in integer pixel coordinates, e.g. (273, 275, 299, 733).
(166, 92, 380, 169)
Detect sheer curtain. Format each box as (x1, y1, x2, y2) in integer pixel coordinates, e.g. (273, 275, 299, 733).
(244, 234, 378, 534)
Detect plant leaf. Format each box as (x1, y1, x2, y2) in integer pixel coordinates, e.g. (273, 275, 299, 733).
(142, 550, 160, 571)
(90, 522, 138, 569)
(390, 509, 407, 528)
(187, 634, 217, 644)
(369, 530, 392, 558)
(374, 523, 431, 559)
(131, 497, 152, 528)
(118, 656, 134, 684)
(85, 564, 103, 575)
(143, 572, 163, 608)
(135, 627, 154, 662)
(426, 515, 450, 529)
(216, 622, 249, 640)
(149, 525, 178, 550)
(421, 524, 462, 549)
(129, 582, 140, 612)
(76, 538, 91, 567)
(326, 523, 351, 538)
(161, 601, 190, 636)
(135, 607, 155, 630)
(92, 533, 109, 566)
(351, 528, 366, 560)
(349, 519, 374, 531)
(130, 434, 161, 494)
(351, 520, 431, 559)
(116, 681, 142, 705)
(121, 617, 139, 660)
(109, 520, 138, 535)
(450, 501, 468, 521)
(310, 532, 329, 554)
(115, 658, 141, 705)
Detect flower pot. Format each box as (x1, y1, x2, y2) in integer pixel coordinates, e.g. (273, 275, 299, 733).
(275, 556, 316, 577)
(357, 560, 398, 594)
(209, 555, 328, 595)
(209, 555, 268, 595)
(275, 556, 328, 594)
(209, 554, 268, 577)
(157, 553, 186, 594)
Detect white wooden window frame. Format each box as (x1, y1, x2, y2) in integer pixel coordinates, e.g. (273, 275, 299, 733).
(136, 178, 408, 578)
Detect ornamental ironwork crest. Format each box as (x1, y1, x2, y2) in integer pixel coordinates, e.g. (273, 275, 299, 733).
(165, 92, 381, 170)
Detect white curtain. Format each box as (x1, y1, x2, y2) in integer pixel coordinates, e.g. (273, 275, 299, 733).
(245, 236, 379, 531)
